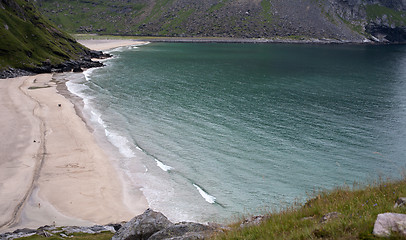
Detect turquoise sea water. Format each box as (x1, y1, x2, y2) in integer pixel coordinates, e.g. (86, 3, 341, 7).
(67, 43, 406, 223)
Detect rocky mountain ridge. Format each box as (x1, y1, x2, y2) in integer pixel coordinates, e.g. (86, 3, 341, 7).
(35, 0, 406, 43)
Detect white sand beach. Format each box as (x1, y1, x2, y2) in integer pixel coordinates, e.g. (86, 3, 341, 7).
(77, 39, 144, 51)
(0, 40, 148, 232)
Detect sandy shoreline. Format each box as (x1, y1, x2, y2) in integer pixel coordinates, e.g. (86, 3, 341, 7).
(77, 39, 144, 51)
(0, 40, 147, 233)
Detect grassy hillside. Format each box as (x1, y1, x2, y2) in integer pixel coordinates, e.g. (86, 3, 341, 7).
(213, 177, 406, 240)
(36, 0, 406, 43)
(34, 0, 147, 34)
(35, 0, 365, 41)
(0, 0, 90, 71)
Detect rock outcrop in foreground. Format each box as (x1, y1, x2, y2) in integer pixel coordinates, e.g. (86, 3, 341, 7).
(373, 213, 406, 237)
(112, 209, 222, 240)
(0, 225, 118, 240)
(2, 197, 406, 239)
(0, 209, 224, 240)
(372, 197, 406, 237)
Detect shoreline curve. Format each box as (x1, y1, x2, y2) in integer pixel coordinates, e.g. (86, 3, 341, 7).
(0, 39, 147, 233)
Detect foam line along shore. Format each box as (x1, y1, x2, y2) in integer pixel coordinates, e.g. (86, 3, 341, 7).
(0, 39, 148, 233)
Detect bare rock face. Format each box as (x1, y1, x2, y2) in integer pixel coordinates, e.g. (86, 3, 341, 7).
(0, 68, 33, 79)
(149, 222, 217, 240)
(0, 225, 116, 239)
(394, 197, 406, 208)
(112, 209, 173, 240)
(111, 210, 223, 240)
(2, 209, 221, 240)
(373, 213, 406, 237)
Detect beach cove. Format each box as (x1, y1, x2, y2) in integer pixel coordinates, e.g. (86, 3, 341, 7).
(0, 40, 147, 233)
(2, 41, 406, 234)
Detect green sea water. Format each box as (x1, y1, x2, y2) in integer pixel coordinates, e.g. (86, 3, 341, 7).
(67, 43, 406, 223)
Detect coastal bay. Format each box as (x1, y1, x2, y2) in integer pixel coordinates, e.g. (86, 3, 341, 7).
(74, 43, 406, 223)
(2, 40, 406, 234)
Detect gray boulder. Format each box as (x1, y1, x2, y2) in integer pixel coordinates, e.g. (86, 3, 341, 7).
(62, 225, 115, 234)
(111, 209, 173, 240)
(0, 228, 37, 240)
(373, 213, 406, 237)
(319, 212, 341, 223)
(240, 215, 266, 228)
(394, 197, 406, 208)
(149, 222, 216, 240)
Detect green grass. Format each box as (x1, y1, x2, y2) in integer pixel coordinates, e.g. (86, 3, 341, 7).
(0, 0, 88, 71)
(330, 12, 367, 37)
(140, 0, 174, 26)
(208, 0, 230, 13)
(15, 231, 113, 240)
(150, 0, 174, 18)
(158, 9, 195, 36)
(366, 5, 406, 25)
(261, 0, 272, 22)
(130, 0, 175, 35)
(35, 0, 146, 34)
(212, 177, 406, 240)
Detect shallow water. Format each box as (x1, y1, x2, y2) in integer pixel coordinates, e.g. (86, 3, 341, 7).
(67, 43, 406, 223)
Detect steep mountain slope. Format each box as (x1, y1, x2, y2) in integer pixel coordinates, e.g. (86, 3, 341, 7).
(36, 0, 406, 43)
(319, 0, 406, 42)
(0, 0, 105, 77)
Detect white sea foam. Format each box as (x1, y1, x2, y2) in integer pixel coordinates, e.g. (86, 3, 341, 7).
(104, 129, 136, 158)
(66, 74, 134, 161)
(66, 79, 85, 96)
(107, 42, 150, 53)
(193, 184, 216, 204)
(108, 46, 129, 53)
(65, 80, 77, 95)
(65, 79, 96, 111)
(155, 159, 173, 172)
(83, 68, 98, 81)
(90, 110, 106, 127)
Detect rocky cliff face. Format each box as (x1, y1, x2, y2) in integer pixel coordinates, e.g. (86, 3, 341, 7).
(36, 0, 406, 43)
(321, 0, 406, 42)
